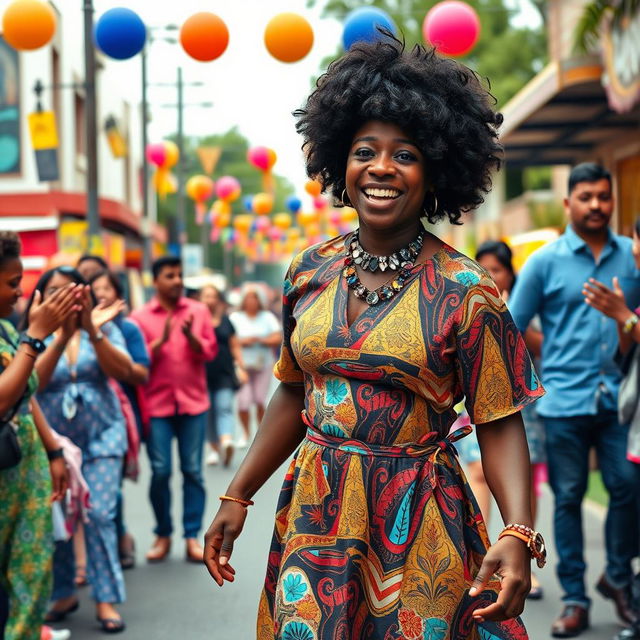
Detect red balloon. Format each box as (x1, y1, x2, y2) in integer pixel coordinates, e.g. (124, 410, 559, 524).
(180, 12, 229, 62)
(423, 1, 480, 57)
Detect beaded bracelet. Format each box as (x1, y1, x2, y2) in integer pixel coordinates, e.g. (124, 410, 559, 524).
(219, 495, 254, 508)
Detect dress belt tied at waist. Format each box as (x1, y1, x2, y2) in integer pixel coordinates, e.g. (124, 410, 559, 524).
(301, 411, 473, 488)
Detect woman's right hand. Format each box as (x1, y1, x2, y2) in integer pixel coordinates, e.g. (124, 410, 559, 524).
(203, 501, 247, 586)
(28, 284, 82, 340)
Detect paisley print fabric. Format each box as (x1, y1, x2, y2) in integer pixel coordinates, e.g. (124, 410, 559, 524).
(258, 235, 543, 640)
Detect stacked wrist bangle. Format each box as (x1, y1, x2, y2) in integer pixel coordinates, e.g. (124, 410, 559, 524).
(622, 314, 639, 334)
(219, 495, 254, 508)
(47, 448, 64, 461)
(498, 523, 547, 568)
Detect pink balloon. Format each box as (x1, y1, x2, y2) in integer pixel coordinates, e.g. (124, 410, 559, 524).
(255, 216, 270, 232)
(329, 209, 342, 225)
(146, 143, 167, 168)
(216, 175, 241, 201)
(247, 146, 270, 171)
(423, 1, 480, 57)
(268, 227, 282, 241)
(313, 196, 327, 211)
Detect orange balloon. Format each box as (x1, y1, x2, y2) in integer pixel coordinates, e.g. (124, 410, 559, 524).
(2, 0, 56, 51)
(264, 13, 314, 63)
(298, 210, 318, 226)
(180, 12, 229, 62)
(273, 212, 292, 230)
(253, 192, 274, 216)
(233, 214, 253, 234)
(186, 175, 214, 203)
(162, 141, 179, 169)
(304, 179, 322, 197)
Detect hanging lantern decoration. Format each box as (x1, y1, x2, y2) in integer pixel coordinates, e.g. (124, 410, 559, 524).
(186, 175, 215, 224)
(252, 192, 274, 216)
(264, 13, 314, 63)
(94, 8, 147, 60)
(149, 141, 179, 199)
(247, 146, 277, 192)
(2, 0, 57, 51)
(423, 1, 481, 57)
(180, 12, 229, 62)
(342, 7, 397, 51)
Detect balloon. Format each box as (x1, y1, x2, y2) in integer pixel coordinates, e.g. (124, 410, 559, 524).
(342, 7, 396, 50)
(211, 199, 231, 216)
(216, 176, 241, 202)
(2, 0, 56, 51)
(273, 213, 292, 230)
(268, 227, 283, 241)
(298, 210, 318, 226)
(146, 143, 166, 168)
(329, 209, 342, 226)
(243, 195, 254, 212)
(287, 228, 301, 241)
(340, 207, 358, 224)
(185, 175, 214, 203)
(304, 179, 322, 197)
(313, 196, 327, 211)
(233, 214, 253, 234)
(162, 141, 179, 169)
(264, 13, 314, 63)
(255, 216, 271, 232)
(215, 209, 231, 228)
(94, 8, 146, 60)
(423, 1, 480, 57)
(247, 146, 277, 172)
(285, 196, 302, 214)
(253, 192, 274, 216)
(180, 12, 229, 62)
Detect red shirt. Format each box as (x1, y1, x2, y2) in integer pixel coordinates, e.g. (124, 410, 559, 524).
(130, 297, 217, 417)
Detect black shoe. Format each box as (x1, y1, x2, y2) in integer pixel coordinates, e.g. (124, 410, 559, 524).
(551, 605, 590, 638)
(44, 599, 79, 623)
(596, 574, 638, 625)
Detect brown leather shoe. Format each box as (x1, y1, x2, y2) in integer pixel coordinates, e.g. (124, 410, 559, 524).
(185, 537, 204, 564)
(145, 536, 171, 563)
(596, 574, 638, 625)
(551, 605, 589, 637)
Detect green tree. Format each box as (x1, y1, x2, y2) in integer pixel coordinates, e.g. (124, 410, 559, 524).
(574, 0, 640, 53)
(157, 127, 294, 271)
(309, 0, 547, 107)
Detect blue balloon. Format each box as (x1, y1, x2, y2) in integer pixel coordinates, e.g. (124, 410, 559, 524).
(95, 8, 146, 60)
(244, 195, 254, 212)
(286, 196, 302, 214)
(342, 7, 397, 50)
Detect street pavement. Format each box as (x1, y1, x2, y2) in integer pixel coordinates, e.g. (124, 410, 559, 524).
(57, 431, 624, 639)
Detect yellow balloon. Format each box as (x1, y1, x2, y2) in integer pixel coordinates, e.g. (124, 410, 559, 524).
(297, 210, 318, 226)
(233, 213, 253, 234)
(211, 199, 231, 216)
(253, 192, 274, 216)
(162, 141, 179, 169)
(287, 227, 301, 241)
(216, 210, 231, 228)
(340, 207, 358, 223)
(272, 212, 292, 230)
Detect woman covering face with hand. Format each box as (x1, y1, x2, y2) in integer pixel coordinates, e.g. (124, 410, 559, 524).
(204, 37, 545, 640)
(0, 233, 80, 640)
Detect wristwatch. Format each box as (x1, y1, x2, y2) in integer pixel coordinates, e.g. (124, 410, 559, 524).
(19, 333, 46, 354)
(622, 314, 639, 334)
(498, 523, 547, 569)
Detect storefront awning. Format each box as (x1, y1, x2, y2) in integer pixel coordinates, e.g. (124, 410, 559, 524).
(500, 59, 640, 167)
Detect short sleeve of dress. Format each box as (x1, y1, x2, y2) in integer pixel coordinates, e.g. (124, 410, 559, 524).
(273, 254, 304, 386)
(455, 275, 544, 425)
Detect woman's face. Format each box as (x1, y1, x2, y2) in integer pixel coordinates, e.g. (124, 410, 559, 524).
(200, 286, 220, 309)
(0, 258, 23, 318)
(91, 274, 118, 306)
(477, 254, 514, 294)
(243, 292, 261, 315)
(345, 120, 427, 233)
(44, 272, 74, 301)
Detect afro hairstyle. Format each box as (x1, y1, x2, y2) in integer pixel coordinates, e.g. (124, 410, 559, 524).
(0, 231, 21, 269)
(294, 35, 503, 225)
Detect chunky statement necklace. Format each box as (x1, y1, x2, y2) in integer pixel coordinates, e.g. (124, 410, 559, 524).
(343, 229, 425, 306)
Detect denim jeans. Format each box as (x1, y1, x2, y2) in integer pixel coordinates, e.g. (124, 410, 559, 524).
(544, 409, 640, 608)
(147, 412, 206, 539)
(207, 388, 236, 444)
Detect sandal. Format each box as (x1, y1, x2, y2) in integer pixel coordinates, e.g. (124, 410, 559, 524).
(74, 564, 88, 587)
(96, 616, 126, 634)
(44, 599, 79, 623)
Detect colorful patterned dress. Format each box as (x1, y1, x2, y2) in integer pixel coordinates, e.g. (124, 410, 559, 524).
(0, 320, 53, 640)
(257, 235, 544, 640)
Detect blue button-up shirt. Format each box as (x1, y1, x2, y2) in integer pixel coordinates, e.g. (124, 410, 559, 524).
(509, 225, 639, 417)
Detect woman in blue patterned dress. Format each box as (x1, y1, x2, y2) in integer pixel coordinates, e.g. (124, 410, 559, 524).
(204, 38, 547, 640)
(23, 267, 132, 634)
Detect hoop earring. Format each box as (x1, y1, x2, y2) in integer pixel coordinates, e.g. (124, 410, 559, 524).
(341, 188, 352, 207)
(422, 192, 438, 217)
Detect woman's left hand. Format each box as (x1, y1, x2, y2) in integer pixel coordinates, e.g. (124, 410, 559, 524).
(49, 457, 69, 502)
(469, 535, 531, 622)
(92, 299, 125, 329)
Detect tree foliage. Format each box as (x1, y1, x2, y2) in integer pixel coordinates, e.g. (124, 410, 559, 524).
(308, 0, 547, 107)
(574, 0, 640, 53)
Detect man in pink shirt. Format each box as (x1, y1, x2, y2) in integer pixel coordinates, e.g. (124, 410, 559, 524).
(130, 256, 217, 563)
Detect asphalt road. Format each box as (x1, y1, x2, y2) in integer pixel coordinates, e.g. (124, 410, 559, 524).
(56, 434, 624, 639)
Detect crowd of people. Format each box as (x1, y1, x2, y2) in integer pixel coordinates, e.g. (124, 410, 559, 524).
(0, 36, 640, 640)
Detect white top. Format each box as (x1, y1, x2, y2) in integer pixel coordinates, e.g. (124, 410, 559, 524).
(229, 310, 280, 371)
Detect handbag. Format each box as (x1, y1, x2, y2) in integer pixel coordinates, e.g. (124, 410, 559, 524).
(0, 323, 24, 470)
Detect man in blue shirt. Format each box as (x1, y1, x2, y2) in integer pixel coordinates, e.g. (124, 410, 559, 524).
(510, 163, 640, 638)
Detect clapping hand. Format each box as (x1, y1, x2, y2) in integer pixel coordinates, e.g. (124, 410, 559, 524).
(92, 299, 126, 329)
(28, 283, 83, 340)
(182, 314, 194, 338)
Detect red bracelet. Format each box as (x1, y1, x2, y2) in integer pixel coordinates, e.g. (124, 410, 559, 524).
(219, 495, 254, 507)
